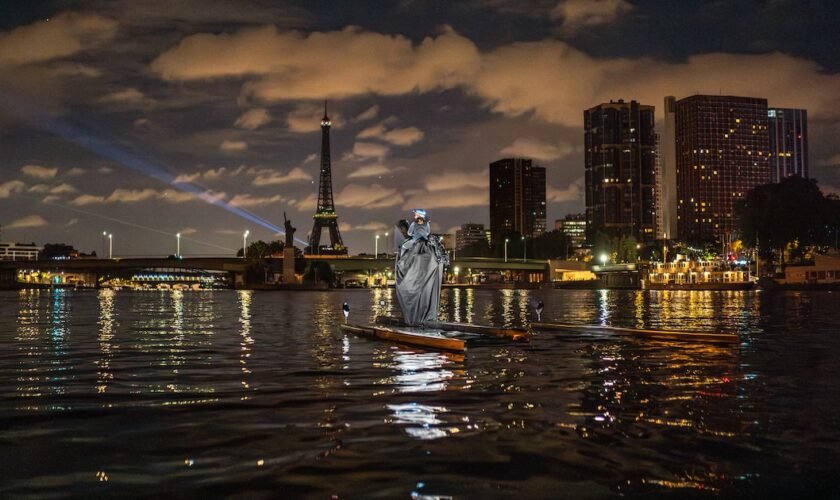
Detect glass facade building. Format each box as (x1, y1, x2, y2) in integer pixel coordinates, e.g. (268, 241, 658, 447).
(584, 99, 657, 243)
(768, 108, 808, 182)
(675, 95, 770, 243)
(489, 158, 546, 244)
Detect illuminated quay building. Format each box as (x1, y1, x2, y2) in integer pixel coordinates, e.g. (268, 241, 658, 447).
(675, 95, 770, 243)
(455, 223, 486, 251)
(489, 158, 546, 243)
(554, 213, 587, 248)
(584, 99, 657, 243)
(768, 107, 808, 182)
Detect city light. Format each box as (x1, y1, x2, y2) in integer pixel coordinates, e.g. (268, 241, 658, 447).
(242, 230, 249, 259)
(108, 233, 113, 259)
(176, 233, 181, 258)
(504, 238, 509, 263)
(600, 253, 608, 266)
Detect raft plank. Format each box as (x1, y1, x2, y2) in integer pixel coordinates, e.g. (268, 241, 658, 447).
(340, 323, 466, 352)
(530, 322, 739, 344)
(375, 316, 530, 342)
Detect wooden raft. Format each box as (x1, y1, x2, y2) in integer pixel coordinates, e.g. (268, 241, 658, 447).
(375, 316, 531, 342)
(530, 322, 739, 345)
(340, 323, 466, 352)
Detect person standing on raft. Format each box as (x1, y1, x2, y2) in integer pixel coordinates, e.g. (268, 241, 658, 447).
(394, 209, 449, 326)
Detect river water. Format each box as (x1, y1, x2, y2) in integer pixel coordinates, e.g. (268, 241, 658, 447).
(0, 288, 838, 498)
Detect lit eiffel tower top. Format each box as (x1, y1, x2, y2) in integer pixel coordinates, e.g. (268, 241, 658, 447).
(306, 101, 346, 255)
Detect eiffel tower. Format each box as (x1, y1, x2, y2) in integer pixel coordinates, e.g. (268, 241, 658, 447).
(305, 101, 347, 255)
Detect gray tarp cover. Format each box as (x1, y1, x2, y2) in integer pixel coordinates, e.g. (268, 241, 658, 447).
(394, 222, 448, 326)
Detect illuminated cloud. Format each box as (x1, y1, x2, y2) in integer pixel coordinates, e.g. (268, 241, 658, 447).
(251, 167, 312, 186)
(234, 108, 271, 130)
(550, 0, 635, 30)
(351, 141, 389, 159)
(335, 183, 403, 208)
(151, 25, 481, 100)
(500, 137, 577, 161)
(547, 176, 584, 203)
(338, 221, 389, 232)
(425, 170, 487, 191)
(286, 102, 342, 133)
(359, 122, 425, 146)
(354, 105, 379, 122)
(220, 139, 248, 151)
(98, 88, 154, 106)
(66, 167, 86, 176)
(0, 12, 118, 67)
(403, 186, 488, 209)
(6, 214, 48, 229)
(174, 167, 232, 183)
(0, 180, 26, 198)
(347, 164, 407, 178)
(21, 164, 58, 180)
(69, 188, 225, 205)
(229, 194, 287, 207)
(178, 227, 198, 235)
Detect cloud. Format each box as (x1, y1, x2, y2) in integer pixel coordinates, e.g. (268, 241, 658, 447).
(550, 0, 635, 31)
(174, 167, 231, 183)
(0, 12, 118, 67)
(220, 140, 248, 151)
(425, 170, 487, 191)
(98, 166, 114, 174)
(818, 153, 840, 167)
(352, 141, 389, 159)
(251, 167, 313, 186)
(151, 25, 481, 101)
(51, 63, 102, 78)
(500, 137, 576, 161)
(150, 25, 840, 129)
(178, 227, 198, 235)
(403, 186, 488, 210)
(6, 215, 47, 229)
(347, 164, 408, 178)
(228, 193, 287, 207)
(335, 183, 404, 209)
(21, 164, 58, 179)
(0, 180, 26, 198)
(70, 188, 225, 205)
(286, 102, 341, 133)
(65, 218, 79, 227)
(234, 108, 271, 129)
(50, 183, 77, 194)
(294, 193, 318, 210)
(359, 122, 425, 146)
(547, 176, 584, 203)
(98, 88, 153, 106)
(66, 167, 86, 176)
(339, 221, 390, 232)
(354, 105, 380, 122)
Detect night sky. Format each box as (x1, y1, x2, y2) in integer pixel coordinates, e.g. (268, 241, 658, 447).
(2, 0, 840, 256)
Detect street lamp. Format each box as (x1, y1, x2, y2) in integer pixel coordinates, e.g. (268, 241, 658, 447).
(504, 238, 509, 263)
(242, 230, 249, 259)
(600, 253, 608, 266)
(176, 233, 181, 258)
(102, 231, 107, 258)
(522, 235, 526, 263)
(375, 234, 380, 259)
(108, 233, 113, 259)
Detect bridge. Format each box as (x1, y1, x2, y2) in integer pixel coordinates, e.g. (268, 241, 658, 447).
(0, 255, 549, 288)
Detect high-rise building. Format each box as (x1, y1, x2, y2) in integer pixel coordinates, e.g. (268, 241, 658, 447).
(675, 95, 770, 243)
(768, 108, 808, 182)
(660, 96, 678, 240)
(584, 99, 657, 243)
(489, 158, 546, 244)
(455, 223, 486, 251)
(306, 102, 347, 255)
(554, 213, 587, 248)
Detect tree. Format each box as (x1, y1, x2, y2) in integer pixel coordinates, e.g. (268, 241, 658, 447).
(304, 261, 336, 286)
(736, 176, 834, 266)
(41, 243, 76, 259)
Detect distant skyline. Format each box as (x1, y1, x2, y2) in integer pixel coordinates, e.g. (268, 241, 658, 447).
(2, 0, 840, 255)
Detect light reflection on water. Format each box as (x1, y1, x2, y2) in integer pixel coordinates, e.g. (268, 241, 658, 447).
(0, 288, 838, 498)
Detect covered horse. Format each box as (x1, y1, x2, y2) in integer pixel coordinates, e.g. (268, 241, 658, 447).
(393, 209, 449, 326)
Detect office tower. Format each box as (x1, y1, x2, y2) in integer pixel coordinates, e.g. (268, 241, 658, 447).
(584, 99, 657, 243)
(768, 108, 808, 182)
(660, 96, 678, 240)
(489, 158, 546, 244)
(675, 95, 770, 243)
(554, 213, 587, 248)
(306, 102, 347, 255)
(455, 223, 486, 251)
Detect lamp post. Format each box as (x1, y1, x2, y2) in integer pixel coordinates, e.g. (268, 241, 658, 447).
(102, 231, 107, 258)
(242, 230, 249, 259)
(600, 253, 608, 266)
(108, 233, 113, 259)
(522, 235, 526, 263)
(375, 234, 379, 259)
(504, 238, 509, 263)
(176, 233, 181, 258)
